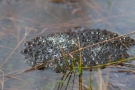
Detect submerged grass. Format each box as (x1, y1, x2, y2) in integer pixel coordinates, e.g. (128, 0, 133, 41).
(56, 55, 135, 90)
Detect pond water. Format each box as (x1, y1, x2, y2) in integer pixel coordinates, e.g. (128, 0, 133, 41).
(0, 0, 135, 90)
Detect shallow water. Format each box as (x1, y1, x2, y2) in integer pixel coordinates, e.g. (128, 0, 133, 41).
(0, 0, 135, 90)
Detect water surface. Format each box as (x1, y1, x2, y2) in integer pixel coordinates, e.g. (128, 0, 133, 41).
(0, 0, 135, 90)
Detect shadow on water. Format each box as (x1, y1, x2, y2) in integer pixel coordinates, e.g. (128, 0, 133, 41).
(0, 0, 135, 90)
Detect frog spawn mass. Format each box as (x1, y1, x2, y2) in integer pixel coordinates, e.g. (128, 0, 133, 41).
(21, 27, 135, 72)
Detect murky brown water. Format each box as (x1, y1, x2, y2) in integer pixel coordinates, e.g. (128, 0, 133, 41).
(0, 0, 135, 90)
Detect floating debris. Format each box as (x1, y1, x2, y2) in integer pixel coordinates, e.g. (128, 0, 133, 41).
(21, 27, 135, 72)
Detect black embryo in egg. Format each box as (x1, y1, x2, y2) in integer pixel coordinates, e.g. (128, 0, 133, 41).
(21, 27, 135, 71)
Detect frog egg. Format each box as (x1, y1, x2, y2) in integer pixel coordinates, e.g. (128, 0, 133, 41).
(24, 41, 32, 46)
(20, 49, 28, 54)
